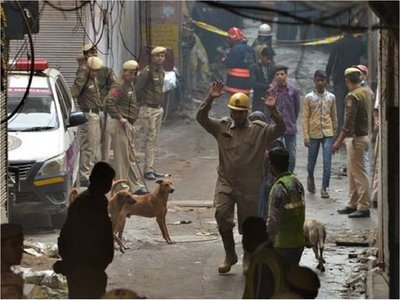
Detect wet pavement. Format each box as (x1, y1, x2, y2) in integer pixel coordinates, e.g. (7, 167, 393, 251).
(16, 18, 380, 299)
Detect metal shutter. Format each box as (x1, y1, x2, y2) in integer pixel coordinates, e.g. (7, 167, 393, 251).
(9, 1, 85, 86)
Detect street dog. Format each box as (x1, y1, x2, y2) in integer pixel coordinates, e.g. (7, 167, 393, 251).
(114, 175, 175, 244)
(108, 180, 137, 252)
(304, 219, 326, 272)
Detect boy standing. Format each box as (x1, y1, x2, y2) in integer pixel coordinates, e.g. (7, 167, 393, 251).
(266, 65, 300, 173)
(302, 70, 337, 198)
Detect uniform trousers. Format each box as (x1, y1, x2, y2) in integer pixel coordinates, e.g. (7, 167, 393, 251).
(79, 112, 101, 181)
(108, 119, 143, 192)
(345, 136, 370, 210)
(142, 106, 164, 173)
(214, 175, 260, 234)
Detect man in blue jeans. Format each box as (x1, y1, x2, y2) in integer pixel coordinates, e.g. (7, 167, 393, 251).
(266, 65, 300, 173)
(302, 70, 337, 198)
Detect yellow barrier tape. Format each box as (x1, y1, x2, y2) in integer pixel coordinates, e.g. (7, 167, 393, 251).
(300, 34, 344, 46)
(192, 21, 228, 37)
(192, 19, 362, 46)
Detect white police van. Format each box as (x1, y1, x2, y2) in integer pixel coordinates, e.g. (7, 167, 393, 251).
(7, 59, 86, 228)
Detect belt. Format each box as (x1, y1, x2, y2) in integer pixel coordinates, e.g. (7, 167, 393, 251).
(145, 103, 162, 109)
(82, 108, 100, 113)
(111, 116, 136, 125)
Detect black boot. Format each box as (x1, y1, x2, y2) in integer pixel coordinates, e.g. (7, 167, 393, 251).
(218, 231, 238, 273)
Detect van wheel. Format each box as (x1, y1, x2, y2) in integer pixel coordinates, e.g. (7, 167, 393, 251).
(52, 212, 67, 229)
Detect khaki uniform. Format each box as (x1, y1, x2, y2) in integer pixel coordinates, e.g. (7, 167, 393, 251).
(136, 64, 165, 173)
(342, 86, 373, 210)
(70, 57, 101, 182)
(196, 101, 285, 234)
(97, 66, 116, 161)
(105, 79, 143, 192)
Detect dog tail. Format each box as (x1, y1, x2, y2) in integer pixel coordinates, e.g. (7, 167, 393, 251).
(69, 188, 80, 204)
(110, 179, 129, 197)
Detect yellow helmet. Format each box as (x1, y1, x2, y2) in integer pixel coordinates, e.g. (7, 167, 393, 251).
(227, 93, 249, 111)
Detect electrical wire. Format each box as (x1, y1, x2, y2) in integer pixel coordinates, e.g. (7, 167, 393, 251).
(201, 1, 390, 32)
(43, 0, 89, 12)
(1, 1, 35, 125)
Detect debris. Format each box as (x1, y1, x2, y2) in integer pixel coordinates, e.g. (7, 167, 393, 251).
(345, 272, 366, 287)
(194, 230, 218, 237)
(335, 236, 371, 247)
(170, 220, 192, 225)
(24, 240, 48, 253)
(24, 248, 43, 257)
(48, 244, 59, 258)
(348, 253, 358, 259)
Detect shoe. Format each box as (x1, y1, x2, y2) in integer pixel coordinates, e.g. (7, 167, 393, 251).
(133, 187, 149, 195)
(321, 188, 329, 198)
(153, 171, 165, 178)
(307, 176, 316, 193)
(144, 171, 156, 180)
(218, 253, 238, 274)
(348, 209, 370, 218)
(337, 206, 357, 214)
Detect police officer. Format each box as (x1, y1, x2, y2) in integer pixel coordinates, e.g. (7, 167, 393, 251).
(1, 224, 24, 299)
(266, 147, 305, 268)
(333, 67, 373, 218)
(136, 46, 167, 181)
(79, 43, 116, 161)
(196, 81, 285, 274)
(70, 55, 103, 186)
(105, 60, 147, 195)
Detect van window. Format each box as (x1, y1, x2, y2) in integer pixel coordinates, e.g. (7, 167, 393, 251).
(55, 84, 68, 122)
(7, 94, 59, 131)
(56, 77, 72, 112)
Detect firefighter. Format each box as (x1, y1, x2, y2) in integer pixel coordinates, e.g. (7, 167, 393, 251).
(196, 81, 285, 274)
(135, 46, 167, 181)
(70, 55, 103, 186)
(251, 23, 274, 58)
(105, 60, 147, 195)
(224, 27, 256, 95)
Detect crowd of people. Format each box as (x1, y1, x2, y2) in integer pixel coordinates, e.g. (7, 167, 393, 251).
(2, 21, 377, 299)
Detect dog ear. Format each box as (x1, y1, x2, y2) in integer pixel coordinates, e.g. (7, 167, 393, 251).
(156, 179, 163, 184)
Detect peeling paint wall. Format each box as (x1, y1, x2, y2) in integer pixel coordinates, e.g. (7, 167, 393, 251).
(378, 27, 399, 284)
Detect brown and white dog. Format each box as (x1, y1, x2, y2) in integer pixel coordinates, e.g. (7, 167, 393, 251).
(114, 175, 175, 244)
(304, 219, 326, 272)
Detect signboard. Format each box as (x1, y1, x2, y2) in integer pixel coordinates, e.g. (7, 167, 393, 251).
(140, 2, 181, 68)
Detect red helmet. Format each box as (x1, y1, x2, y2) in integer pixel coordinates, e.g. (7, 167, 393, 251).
(227, 27, 245, 42)
(356, 64, 368, 75)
